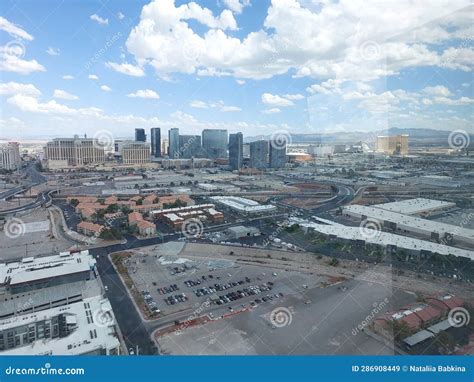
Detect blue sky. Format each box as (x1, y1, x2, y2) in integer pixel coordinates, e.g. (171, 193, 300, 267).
(0, 0, 473, 140)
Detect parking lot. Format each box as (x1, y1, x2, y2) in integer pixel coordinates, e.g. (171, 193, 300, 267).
(122, 243, 331, 319)
(156, 276, 417, 355)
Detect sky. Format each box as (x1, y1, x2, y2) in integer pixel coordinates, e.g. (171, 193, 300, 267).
(0, 0, 473, 141)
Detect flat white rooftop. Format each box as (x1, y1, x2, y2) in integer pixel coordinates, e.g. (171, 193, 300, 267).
(1, 296, 119, 355)
(0, 251, 96, 287)
(371, 198, 455, 215)
(210, 196, 276, 213)
(297, 220, 473, 260)
(343, 205, 474, 243)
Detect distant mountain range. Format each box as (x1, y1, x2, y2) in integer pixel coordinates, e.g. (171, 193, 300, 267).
(244, 128, 473, 147)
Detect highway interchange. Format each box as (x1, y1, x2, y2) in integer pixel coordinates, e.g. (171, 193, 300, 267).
(2, 163, 358, 355)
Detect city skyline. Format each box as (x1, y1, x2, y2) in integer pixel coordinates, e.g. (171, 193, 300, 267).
(0, 0, 472, 141)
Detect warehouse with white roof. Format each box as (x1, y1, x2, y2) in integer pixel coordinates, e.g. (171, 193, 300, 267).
(342, 204, 474, 247)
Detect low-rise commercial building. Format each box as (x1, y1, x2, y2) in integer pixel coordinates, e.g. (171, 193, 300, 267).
(210, 196, 277, 214)
(0, 251, 120, 356)
(0, 295, 120, 355)
(342, 204, 474, 248)
(0, 251, 96, 294)
(371, 198, 456, 216)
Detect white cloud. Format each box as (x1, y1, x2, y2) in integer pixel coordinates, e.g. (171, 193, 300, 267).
(189, 99, 241, 112)
(220, 105, 242, 112)
(127, 89, 160, 99)
(106, 62, 145, 77)
(223, 0, 251, 14)
(0, 81, 41, 97)
(62, 75, 74, 80)
(283, 93, 304, 100)
(423, 85, 452, 97)
(262, 93, 294, 107)
(189, 100, 208, 109)
(0, 16, 34, 41)
(46, 47, 60, 56)
(124, 0, 472, 82)
(262, 108, 281, 114)
(236, 79, 246, 85)
(100, 85, 112, 92)
(0, 46, 46, 75)
(432, 96, 474, 105)
(90, 14, 109, 26)
(118, 12, 125, 20)
(88, 74, 99, 80)
(53, 89, 79, 100)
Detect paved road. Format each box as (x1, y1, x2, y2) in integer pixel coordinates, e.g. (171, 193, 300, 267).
(84, 182, 357, 355)
(0, 162, 49, 216)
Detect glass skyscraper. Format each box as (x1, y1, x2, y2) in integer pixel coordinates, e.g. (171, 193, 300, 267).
(229, 132, 243, 170)
(250, 140, 269, 169)
(202, 129, 228, 159)
(168, 128, 180, 159)
(150, 127, 161, 157)
(135, 128, 146, 142)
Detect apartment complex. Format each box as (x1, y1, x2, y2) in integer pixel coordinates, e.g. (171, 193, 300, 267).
(44, 136, 105, 167)
(0, 142, 21, 170)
